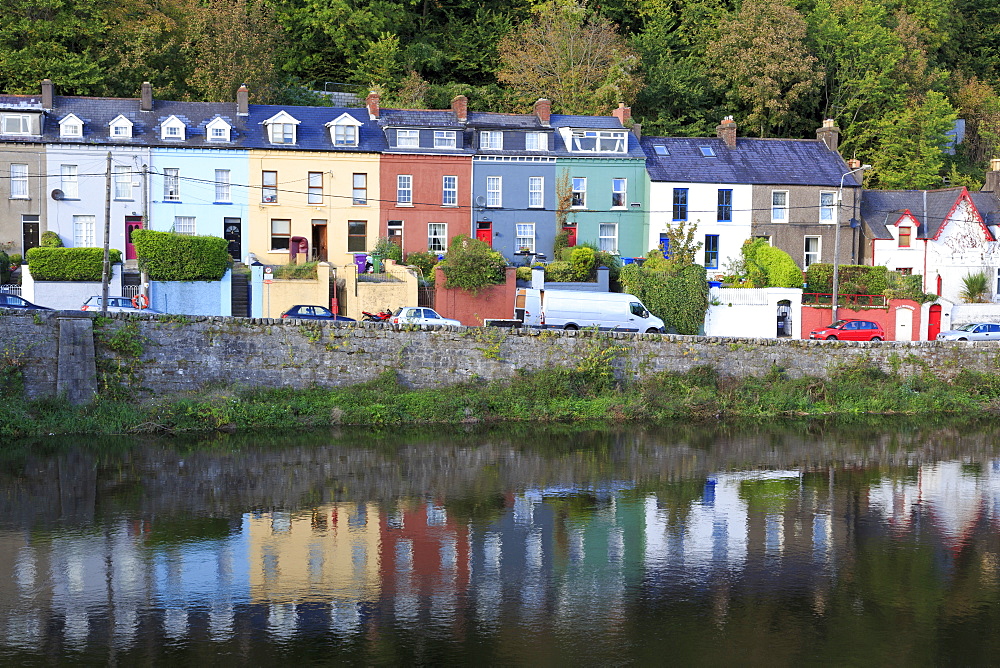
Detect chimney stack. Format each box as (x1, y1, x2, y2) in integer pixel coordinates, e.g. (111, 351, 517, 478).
(612, 103, 631, 124)
(984, 158, 1000, 193)
(534, 99, 551, 126)
(41, 79, 54, 110)
(716, 116, 737, 148)
(140, 81, 153, 112)
(451, 95, 468, 123)
(237, 84, 249, 116)
(817, 118, 840, 151)
(846, 158, 862, 170)
(365, 90, 380, 120)
(631, 123, 642, 140)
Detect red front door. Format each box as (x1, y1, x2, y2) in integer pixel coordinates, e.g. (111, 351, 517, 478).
(928, 304, 942, 340)
(476, 221, 492, 247)
(563, 225, 577, 247)
(125, 217, 143, 260)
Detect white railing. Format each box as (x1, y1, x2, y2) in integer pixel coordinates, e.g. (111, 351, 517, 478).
(711, 287, 771, 306)
(122, 285, 140, 298)
(0, 284, 21, 296)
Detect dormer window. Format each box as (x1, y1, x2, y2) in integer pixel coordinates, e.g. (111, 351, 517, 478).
(899, 226, 912, 248)
(525, 132, 547, 151)
(325, 113, 362, 147)
(570, 130, 626, 153)
(480, 131, 503, 150)
(1, 113, 37, 136)
(434, 131, 456, 149)
(59, 113, 83, 138)
(263, 111, 300, 145)
(160, 115, 186, 141)
(109, 115, 133, 139)
(397, 129, 419, 147)
(206, 116, 232, 142)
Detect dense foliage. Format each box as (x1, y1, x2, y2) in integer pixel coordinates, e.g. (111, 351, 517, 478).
(805, 263, 889, 295)
(25, 247, 123, 281)
(726, 238, 802, 288)
(131, 230, 230, 281)
(3, 0, 997, 186)
(620, 258, 708, 335)
(440, 234, 508, 293)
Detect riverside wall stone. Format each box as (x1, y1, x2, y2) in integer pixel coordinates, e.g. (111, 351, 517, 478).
(4, 310, 1000, 399)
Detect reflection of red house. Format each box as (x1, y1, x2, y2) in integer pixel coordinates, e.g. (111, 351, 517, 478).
(378, 500, 471, 617)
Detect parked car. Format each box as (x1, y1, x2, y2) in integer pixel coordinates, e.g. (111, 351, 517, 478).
(81, 296, 162, 313)
(809, 319, 885, 341)
(280, 305, 355, 322)
(936, 323, 1000, 341)
(390, 307, 461, 327)
(0, 294, 51, 310)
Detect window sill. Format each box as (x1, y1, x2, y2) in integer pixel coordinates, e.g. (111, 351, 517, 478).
(9, 197, 30, 201)
(261, 202, 279, 206)
(163, 200, 182, 204)
(214, 201, 233, 205)
(441, 204, 459, 208)
(611, 206, 627, 211)
(114, 198, 135, 202)
(396, 203, 414, 207)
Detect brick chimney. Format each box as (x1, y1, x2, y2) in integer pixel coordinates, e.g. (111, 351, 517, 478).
(817, 118, 840, 151)
(365, 90, 379, 120)
(451, 95, 468, 123)
(612, 103, 631, 125)
(716, 116, 736, 148)
(985, 158, 1000, 193)
(41, 79, 54, 110)
(846, 158, 862, 170)
(140, 81, 153, 112)
(534, 98, 551, 126)
(237, 84, 249, 116)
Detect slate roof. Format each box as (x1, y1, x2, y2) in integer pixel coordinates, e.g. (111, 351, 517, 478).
(468, 111, 545, 129)
(860, 188, 973, 239)
(378, 109, 463, 128)
(970, 191, 1000, 228)
(0, 94, 44, 110)
(641, 136, 856, 187)
(245, 105, 384, 152)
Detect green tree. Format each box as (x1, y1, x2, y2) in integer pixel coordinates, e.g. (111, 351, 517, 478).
(498, 0, 643, 114)
(871, 91, 957, 188)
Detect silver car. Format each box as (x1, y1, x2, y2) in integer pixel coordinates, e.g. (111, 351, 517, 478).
(81, 296, 162, 314)
(936, 322, 1000, 341)
(390, 307, 461, 327)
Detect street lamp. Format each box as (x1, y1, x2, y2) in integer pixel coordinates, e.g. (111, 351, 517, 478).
(832, 164, 872, 320)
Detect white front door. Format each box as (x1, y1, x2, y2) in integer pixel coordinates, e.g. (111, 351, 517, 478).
(895, 307, 914, 341)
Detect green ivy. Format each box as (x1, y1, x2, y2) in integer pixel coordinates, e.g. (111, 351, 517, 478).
(805, 263, 888, 295)
(25, 247, 123, 281)
(620, 262, 707, 335)
(131, 230, 230, 281)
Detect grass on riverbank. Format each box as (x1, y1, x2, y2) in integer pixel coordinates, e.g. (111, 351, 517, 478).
(4, 357, 1000, 440)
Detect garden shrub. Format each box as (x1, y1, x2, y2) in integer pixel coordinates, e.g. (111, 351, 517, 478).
(439, 235, 507, 294)
(805, 263, 888, 295)
(756, 245, 803, 288)
(404, 251, 438, 285)
(570, 246, 596, 281)
(0, 250, 9, 284)
(545, 260, 576, 282)
(515, 266, 533, 282)
(25, 247, 123, 281)
(131, 229, 230, 281)
(372, 236, 403, 263)
(40, 231, 63, 247)
(620, 262, 707, 335)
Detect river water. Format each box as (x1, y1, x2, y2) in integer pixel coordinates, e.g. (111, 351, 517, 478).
(2, 420, 1000, 665)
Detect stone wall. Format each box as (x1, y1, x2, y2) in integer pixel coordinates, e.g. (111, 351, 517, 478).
(4, 309, 1000, 400)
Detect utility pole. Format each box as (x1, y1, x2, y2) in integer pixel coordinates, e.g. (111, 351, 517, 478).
(101, 151, 111, 317)
(833, 163, 871, 321)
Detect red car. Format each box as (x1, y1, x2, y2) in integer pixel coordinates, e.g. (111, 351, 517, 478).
(809, 319, 885, 341)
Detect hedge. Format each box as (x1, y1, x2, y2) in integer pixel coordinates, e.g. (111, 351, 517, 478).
(806, 263, 888, 295)
(131, 230, 230, 281)
(25, 247, 123, 281)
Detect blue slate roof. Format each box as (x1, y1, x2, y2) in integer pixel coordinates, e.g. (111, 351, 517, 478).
(245, 105, 384, 152)
(860, 188, 974, 239)
(551, 114, 626, 129)
(469, 112, 544, 129)
(379, 109, 462, 128)
(641, 136, 856, 187)
(970, 191, 1000, 229)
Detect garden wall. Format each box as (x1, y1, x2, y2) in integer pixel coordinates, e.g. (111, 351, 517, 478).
(22, 263, 123, 310)
(434, 266, 516, 326)
(5, 310, 1000, 401)
(801, 300, 926, 341)
(151, 269, 232, 316)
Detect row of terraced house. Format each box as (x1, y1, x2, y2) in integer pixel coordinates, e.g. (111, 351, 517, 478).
(2, 79, 1000, 307)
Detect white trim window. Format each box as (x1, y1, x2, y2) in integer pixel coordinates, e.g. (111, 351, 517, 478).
(570, 130, 626, 153)
(428, 223, 447, 252)
(480, 131, 502, 150)
(215, 169, 231, 202)
(571, 177, 586, 208)
(174, 216, 196, 235)
(73, 215, 96, 247)
(163, 168, 180, 201)
(308, 171, 323, 204)
(352, 173, 367, 205)
(820, 191, 835, 222)
(265, 112, 300, 144)
(61, 164, 78, 199)
(528, 176, 543, 208)
(59, 114, 83, 138)
(113, 165, 132, 200)
(804, 236, 821, 267)
(772, 190, 788, 222)
(109, 115, 132, 139)
(10, 163, 28, 199)
(397, 174, 413, 205)
(334, 124, 357, 146)
(486, 176, 502, 207)
(262, 170, 277, 203)
(599, 223, 618, 253)
(2, 113, 31, 135)
(442, 176, 457, 206)
(612, 178, 627, 208)
(434, 131, 457, 149)
(397, 130, 419, 147)
(516, 223, 535, 253)
(525, 132, 546, 151)
(160, 115, 186, 141)
(207, 117, 232, 142)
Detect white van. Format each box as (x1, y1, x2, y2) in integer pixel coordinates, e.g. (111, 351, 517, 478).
(515, 288, 665, 333)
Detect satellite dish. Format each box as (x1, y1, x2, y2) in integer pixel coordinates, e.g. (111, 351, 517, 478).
(475, 195, 486, 208)
(50, 189, 65, 200)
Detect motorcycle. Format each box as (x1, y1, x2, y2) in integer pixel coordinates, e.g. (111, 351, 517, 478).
(361, 308, 393, 322)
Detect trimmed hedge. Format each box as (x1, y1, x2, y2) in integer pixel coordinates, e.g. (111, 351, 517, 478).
(132, 230, 230, 281)
(25, 247, 123, 281)
(806, 263, 888, 295)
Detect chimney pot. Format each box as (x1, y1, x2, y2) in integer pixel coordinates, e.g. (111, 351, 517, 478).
(533, 98, 551, 126)
(984, 158, 1000, 193)
(847, 158, 862, 170)
(140, 81, 153, 112)
(716, 116, 737, 148)
(237, 84, 249, 116)
(451, 95, 468, 123)
(816, 118, 841, 151)
(41, 79, 54, 110)
(365, 90, 380, 120)
(612, 103, 631, 124)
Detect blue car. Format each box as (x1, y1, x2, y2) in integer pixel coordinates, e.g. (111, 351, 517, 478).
(0, 293, 51, 310)
(280, 305, 355, 322)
